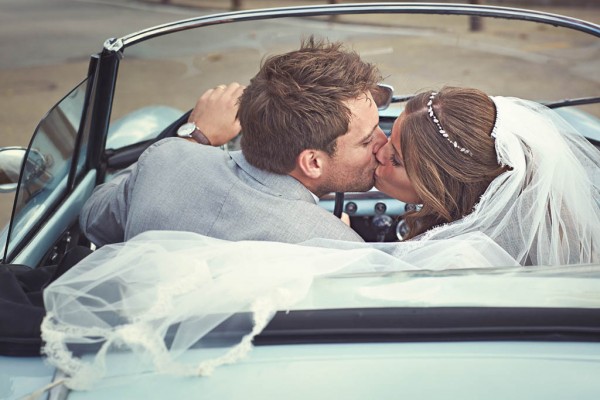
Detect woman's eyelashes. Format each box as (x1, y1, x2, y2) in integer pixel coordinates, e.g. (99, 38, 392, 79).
(390, 154, 402, 167)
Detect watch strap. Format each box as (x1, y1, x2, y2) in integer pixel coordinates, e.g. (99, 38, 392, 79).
(189, 127, 212, 146)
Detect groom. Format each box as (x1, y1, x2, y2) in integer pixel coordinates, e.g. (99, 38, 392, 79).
(80, 37, 387, 246)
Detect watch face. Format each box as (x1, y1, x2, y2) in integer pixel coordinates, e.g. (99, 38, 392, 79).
(177, 122, 196, 137)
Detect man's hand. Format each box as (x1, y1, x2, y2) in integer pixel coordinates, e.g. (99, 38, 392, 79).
(341, 212, 351, 227)
(189, 82, 245, 146)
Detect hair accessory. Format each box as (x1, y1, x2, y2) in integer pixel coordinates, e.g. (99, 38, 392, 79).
(427, 92, 472, 156)
(489, 97, 505, 166)
(490, 98, 499, 140)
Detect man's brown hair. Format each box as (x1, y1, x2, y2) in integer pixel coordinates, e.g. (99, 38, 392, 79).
(238, 36, 381, 174)
(400, 87, 507, 239)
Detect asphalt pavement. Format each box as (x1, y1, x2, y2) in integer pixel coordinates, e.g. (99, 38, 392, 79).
(2, 0, 598, 149)
(0, 0, 216, 225)
(0, 0, 598, 226)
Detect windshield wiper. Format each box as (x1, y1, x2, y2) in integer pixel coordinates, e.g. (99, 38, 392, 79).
(544, 96, 600, 109)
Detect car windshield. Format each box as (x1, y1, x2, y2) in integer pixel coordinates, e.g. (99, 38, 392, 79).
(107, 10, 599, 150)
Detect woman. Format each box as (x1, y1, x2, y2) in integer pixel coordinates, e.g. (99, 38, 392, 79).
(375, 87, 600, 266)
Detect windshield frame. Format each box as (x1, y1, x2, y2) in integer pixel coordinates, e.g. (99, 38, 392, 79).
(118, 3, 600, 48)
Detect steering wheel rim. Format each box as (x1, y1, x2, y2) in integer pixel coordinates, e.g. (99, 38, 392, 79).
(333, 192, 345, 218)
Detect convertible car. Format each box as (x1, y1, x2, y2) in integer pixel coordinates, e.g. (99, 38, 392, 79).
(1, 3, 599, 399)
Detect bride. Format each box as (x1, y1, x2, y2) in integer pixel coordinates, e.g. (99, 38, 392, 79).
(40, 87, 600, 391)
(374, 87, 600, 266)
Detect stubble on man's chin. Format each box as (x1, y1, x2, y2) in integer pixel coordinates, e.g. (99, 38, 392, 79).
(315, 170, 375, 196)
(351, 180, 376, 193)
(326, 179, 375, 195)
(348, 172, 376, 193)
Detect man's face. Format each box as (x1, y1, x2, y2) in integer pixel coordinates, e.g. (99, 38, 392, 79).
(317, 91, 387, 194)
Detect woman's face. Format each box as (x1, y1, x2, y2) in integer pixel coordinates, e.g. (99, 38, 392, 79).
(374, 114, 421, 204)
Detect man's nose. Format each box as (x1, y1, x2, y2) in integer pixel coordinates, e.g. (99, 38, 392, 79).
(372, 128, 388, 154)
(375, 142, 389, 165)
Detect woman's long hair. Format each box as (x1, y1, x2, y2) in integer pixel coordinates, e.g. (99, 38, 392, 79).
(400, 87, 507, 239)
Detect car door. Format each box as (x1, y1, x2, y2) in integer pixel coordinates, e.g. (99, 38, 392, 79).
(0, 78, 94, 267)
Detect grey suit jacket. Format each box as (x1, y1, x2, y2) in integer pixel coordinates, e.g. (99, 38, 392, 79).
(80, 138, 363, 246)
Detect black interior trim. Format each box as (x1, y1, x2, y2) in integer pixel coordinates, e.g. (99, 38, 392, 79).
(250, 307, 600, 344)
(62, 307, 600, 356)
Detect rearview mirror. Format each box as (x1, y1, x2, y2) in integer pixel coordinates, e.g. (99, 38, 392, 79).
(373, 84, 394, 111)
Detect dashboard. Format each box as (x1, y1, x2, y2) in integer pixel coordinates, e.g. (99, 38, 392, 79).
(319, 189, 408, 242)
(318, 113, 409, 242)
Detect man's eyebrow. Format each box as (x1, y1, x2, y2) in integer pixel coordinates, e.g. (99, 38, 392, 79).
(358, 123, 379, 144)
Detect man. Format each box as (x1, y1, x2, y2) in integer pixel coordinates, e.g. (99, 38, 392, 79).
(80, 38, 387, 246)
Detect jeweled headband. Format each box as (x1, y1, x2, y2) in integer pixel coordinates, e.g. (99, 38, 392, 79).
(427, 92, 472, 156)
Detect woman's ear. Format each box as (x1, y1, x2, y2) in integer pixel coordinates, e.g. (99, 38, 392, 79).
(295, 149, 325, 179)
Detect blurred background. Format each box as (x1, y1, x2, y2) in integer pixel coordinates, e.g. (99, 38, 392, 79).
(1, 0, 599, 227)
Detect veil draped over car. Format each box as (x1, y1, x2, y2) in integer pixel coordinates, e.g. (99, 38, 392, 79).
(40, 97, 600, 391)
(40, 230, 521, 391)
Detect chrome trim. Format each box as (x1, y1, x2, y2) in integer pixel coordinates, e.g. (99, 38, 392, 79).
(103, 37, 124, 52)
(117, 3, 600, 49)
(47, 369, 70, 400)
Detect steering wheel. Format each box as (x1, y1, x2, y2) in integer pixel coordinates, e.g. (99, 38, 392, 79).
(333, 192, 345, 218)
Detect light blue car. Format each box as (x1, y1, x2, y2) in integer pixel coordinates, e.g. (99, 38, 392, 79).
(1, 3, 599, 399)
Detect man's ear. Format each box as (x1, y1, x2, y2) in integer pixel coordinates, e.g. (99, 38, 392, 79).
(295, 149, 325, 179)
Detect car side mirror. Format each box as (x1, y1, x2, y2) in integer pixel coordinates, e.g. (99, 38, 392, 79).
(0, 147, 27, 193)
(0, 147, 53, 193)
(373, 84, 394, 111)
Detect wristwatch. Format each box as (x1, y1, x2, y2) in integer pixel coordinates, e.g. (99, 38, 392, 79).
(176, 122, 211, 145)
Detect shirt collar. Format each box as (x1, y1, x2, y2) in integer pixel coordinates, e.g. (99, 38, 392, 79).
(229, 151, 318, 204)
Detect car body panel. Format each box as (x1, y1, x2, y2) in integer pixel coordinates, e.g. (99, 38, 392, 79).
(555, 107, 600, 142)
(106, 106, 183, 150)
(0, 355, 55, 400)
(64, 342, 600, 400)
(12, 170, 96, 268)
